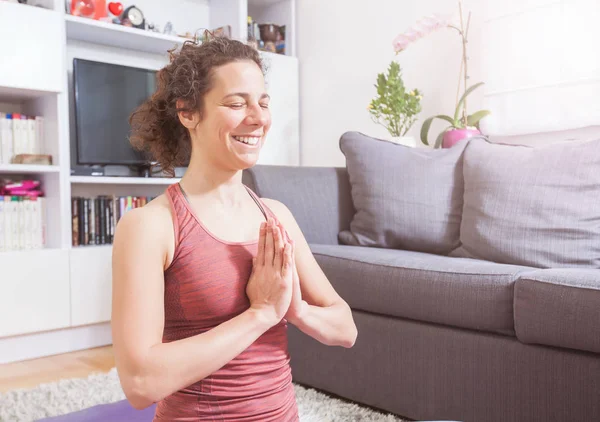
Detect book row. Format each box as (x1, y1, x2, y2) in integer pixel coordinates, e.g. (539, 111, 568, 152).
(0, 113, 45, 164)
(0, 196, 46, 252)
(72, 195, 155, 246)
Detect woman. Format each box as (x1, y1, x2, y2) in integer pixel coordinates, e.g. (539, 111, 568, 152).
(111, 37, 358, 421)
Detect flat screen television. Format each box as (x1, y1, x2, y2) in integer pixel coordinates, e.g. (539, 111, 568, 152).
(73, 58, 156, 167)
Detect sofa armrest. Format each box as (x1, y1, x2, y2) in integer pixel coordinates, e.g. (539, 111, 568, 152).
(242, 165, 355, 245)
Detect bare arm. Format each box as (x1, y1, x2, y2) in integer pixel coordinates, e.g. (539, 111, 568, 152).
(264, 199, 358, 348)
(111, 203, 280, 409)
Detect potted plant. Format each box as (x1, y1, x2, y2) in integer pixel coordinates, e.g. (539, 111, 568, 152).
(420, 82, 490, 148)
(368, 60, 422, 147)
(392, 0, 491, 148)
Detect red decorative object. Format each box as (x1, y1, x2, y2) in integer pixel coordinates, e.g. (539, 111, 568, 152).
(71, 0, 95, 17)
(108, 2, 123, 16)
(70, 0, 107, 20)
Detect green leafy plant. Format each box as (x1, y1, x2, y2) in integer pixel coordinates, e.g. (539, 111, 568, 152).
(368, 61, 422, 137)
(420, 82, 491, 148)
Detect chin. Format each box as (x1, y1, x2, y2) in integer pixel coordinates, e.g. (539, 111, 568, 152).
(238, 155, 260, 170)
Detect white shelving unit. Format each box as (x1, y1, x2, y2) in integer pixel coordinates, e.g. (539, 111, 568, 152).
(65, 14, 187, 54)
(0, 164, 60, 174)
(70, 175, 180, 185)
(0, 0, 299, 364)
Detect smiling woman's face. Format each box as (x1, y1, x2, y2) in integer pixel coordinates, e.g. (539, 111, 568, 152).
(194, 60, 272, 169)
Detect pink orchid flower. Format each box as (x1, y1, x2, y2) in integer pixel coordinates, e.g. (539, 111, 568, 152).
(392, 13, 452, 53)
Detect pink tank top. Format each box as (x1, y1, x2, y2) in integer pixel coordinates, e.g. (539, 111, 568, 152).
(153, 183, 299, 422)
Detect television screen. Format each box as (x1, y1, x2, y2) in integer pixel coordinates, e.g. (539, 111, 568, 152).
(73, 58, 156, 166)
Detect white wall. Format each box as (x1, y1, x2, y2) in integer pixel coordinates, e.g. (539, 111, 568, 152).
(480, 0, 600, 136)
(296, 0, 485, 167)
(297, 0, 600, 167)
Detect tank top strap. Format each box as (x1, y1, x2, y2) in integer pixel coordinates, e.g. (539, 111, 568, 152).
(165, 182, 189, 250)
(243, 184, 274, 222)
(243, 185, 292, 242)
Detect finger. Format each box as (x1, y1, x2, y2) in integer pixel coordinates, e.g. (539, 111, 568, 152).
(265, 218, 274, 265)
(291, 240, 299, 281)
(282, 242, 292, 277)
(273, 226, 284, 269)
(275, 221, 285, 255)
(256, 222, 266, 266)
(278, 221, 291, 243)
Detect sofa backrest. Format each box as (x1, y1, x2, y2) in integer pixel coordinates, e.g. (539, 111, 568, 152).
(243, 165, 355, 245)
(451, 136, 600, 269)
(337, 130, 600, 269)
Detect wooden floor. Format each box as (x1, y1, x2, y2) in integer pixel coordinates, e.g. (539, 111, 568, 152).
(0, 346, 115, 393)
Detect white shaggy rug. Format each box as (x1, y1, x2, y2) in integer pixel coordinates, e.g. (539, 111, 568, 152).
(0, 368, 408, 422)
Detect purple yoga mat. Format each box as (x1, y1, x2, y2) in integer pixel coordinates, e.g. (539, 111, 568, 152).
(38, 400, 156, 422)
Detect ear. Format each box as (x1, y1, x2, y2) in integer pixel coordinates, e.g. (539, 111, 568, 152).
(176, 99, 201, 129)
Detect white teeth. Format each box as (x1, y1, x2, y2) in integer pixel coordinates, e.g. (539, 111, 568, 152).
(234, 136, 260, 146)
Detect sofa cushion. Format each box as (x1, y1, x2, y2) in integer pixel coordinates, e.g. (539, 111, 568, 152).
(514, 268, 600, 354)
(310, 244, 534, 336)
(451, 137, 600, 268)
(338, 131, 468, 255)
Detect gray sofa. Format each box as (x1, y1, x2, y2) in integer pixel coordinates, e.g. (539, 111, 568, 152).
(242, 133, 600, 422)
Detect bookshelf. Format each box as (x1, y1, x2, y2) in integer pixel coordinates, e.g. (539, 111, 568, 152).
(0, 0, 299, 363)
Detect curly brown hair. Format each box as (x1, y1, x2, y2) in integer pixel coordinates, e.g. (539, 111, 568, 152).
(129, 37, 264, 177)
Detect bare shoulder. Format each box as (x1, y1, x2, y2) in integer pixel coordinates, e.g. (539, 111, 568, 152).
(113, 193, 175, 269)
(261, 198, 302, 238)
(261, 198, 293, 223)
(115, 194, 172, 234)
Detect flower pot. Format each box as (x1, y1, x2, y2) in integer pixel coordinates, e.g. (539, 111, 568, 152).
(389, 136, 417, 148)
(442, 128, 480, 148)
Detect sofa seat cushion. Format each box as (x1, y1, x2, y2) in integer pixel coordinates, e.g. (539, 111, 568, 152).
(514, 269, 600, 353)
(310, 244, 534, 336)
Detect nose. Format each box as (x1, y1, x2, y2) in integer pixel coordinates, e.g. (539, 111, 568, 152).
(245, 103, 269, 127)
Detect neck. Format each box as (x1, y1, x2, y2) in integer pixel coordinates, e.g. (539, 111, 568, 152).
(178, 149, 248, 207)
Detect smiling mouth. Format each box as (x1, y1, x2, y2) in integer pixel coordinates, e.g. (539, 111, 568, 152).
(232, 135, 262, 146)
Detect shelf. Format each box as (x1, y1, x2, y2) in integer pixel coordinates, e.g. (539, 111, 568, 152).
(0, 164, 60, 174)
(0, 85, 60, 102)
(70, 176, 180, 185)
(65, 14, 188, 54)
(250, 0, 288, 7)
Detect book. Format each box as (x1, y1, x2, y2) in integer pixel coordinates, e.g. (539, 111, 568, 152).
(71, 195, 154, 246)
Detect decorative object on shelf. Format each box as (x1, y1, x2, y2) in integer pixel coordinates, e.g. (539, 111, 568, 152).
(247, 16, 260, 50)
(392, 0, 491, 148)
(147, 22, 159, 32)
(8, 0, 50, 8)
(121, 5, 145, 29)
(163, 21, 176, 36)
(11, 154, 53, 165)
(259, 23, 280, 53)
(70, 0, 107, 20)
(1, 178, 42, 197)
(212, 25, 231, 39)
(368, 60, 422, 147)
(107, 1, 122, 17)
(193, 28, 208, 43)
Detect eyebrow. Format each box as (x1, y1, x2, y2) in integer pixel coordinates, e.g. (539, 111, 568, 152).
(223, 92, 270, 100)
